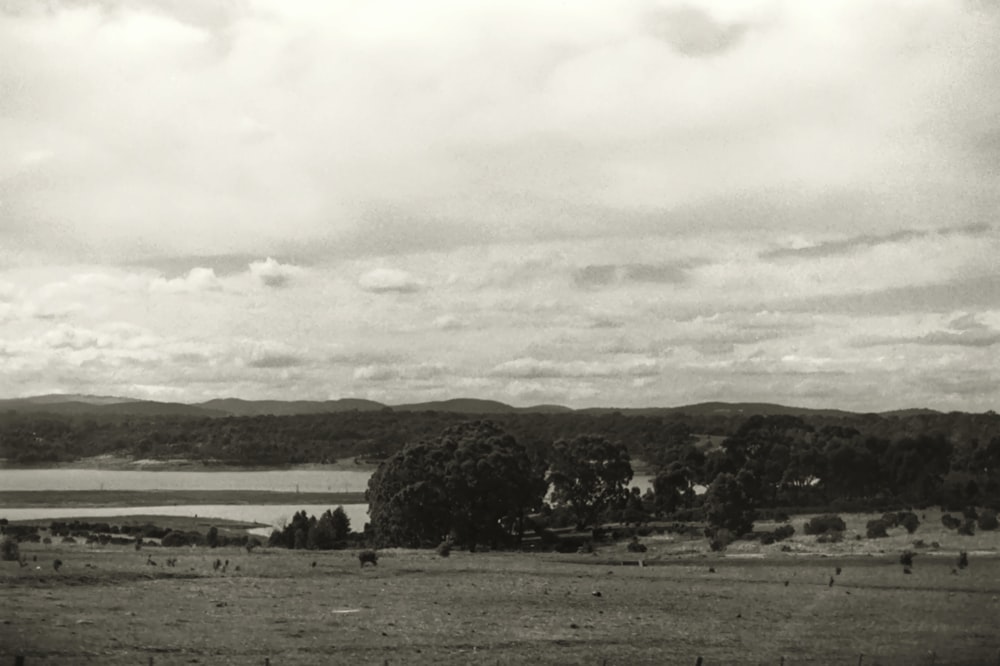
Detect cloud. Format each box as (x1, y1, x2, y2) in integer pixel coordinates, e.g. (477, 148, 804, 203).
(358, 268, 423, 294)
(573, 262, 694, 288)
(490, 357, 661, 379)
(248, 258, 299, 288)
(853, 314, 1000, 348)
(150, 266, 221, 293)
(247, 353, 305, 369)
(645, 5, 751, 57)
(760, 224, 991, 260)
(353, 362, 448, 382)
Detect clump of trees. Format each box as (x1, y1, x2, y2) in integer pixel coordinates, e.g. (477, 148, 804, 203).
(804, 514, 847, 536)
(367, 421, 548, 551)
(268, 507, 352, 550)
(548, 435, 633, 530)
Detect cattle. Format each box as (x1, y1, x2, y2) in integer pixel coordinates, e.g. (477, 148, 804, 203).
(358, 550, 379, 568)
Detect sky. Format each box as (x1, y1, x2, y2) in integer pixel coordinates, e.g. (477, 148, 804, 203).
(1, 0, 998, 412)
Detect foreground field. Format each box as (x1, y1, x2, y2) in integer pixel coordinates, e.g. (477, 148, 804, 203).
(2, 539, 998, 665)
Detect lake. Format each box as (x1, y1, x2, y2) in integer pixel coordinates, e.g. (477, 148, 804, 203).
(0, 468, 655, 533)
(0, 468, 373, 492)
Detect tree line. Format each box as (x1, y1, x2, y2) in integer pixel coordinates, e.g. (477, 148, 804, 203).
(363, 415, 1000, 551)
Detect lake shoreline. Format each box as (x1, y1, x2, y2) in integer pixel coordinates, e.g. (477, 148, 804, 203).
(0, 455, 379, 473)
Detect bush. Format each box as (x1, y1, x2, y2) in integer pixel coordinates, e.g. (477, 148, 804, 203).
(773, 525, 796, 541)
(958, 520, 976, 536)
(804, 514, 846, 536)
(1, 537, 19, 561)
(709, 529, 733, 552)
(436, 540, 452, 558)
(881, 512, 900, 528)
(866, 519, 890, 539)
(898, 512, 920, 534)
(977, 509, 998, 531)
(626, 537, 647, 553)
(941, 514, 962, 530)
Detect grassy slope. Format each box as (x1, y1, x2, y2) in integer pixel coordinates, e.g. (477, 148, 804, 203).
(2, 512, 999, 665)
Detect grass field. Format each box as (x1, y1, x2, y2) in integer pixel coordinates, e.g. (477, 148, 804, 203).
(2, 511, 999, 666)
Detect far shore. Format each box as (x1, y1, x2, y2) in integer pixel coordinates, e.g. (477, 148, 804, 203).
(0, 489, 366, 508)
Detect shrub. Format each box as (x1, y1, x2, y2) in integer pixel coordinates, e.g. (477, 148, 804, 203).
(804, 514, 846, 536)
(898, 512, 920, 534)
(626, 537, 647, 553)
(709, 529, 733, 552)
(977, 509, 998, 531)
(866, 519, 890, 539)
(881, 512, 900, 528)
(1, 537, 19, 561)
(941, 514, 962, 530)
(773, 525, 796, 541)
(958, 520, 976, 536)
(436, 540, 452, 558)
(899, 551, 915, 567)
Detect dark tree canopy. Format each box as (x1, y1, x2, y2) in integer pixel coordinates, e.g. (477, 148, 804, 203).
(548, 434, 633, 530)
(703, 471, 758, 536)
(366, 420, 548, 550)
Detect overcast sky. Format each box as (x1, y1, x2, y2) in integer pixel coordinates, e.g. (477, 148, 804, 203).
(1, 0, 998, 411)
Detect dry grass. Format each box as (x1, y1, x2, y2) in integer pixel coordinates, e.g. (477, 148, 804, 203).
(2, 523, 999, 665)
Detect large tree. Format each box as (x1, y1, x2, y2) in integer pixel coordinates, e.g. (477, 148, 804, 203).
(366, 420, 548, 550)
(703, 470, 758, 537)
(548, 434, 633, 530)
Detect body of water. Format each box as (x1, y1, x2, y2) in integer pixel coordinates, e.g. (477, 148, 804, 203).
(0, 468, 373, 492)
(0, 468, 656, 533)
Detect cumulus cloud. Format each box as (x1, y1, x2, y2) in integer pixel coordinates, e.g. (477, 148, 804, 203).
(150, 267, 221, 293)
(248, 258, 299, 289)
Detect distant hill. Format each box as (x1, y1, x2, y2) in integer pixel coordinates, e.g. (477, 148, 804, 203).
(93, 401, 227, 418)
(0, 393, 944, 419)
(199, 398, 388, 416)
(391, 398, 518, 414)
(578, 402, 858, 418)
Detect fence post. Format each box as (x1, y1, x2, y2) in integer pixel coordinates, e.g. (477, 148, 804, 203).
(858, 655, 864, 666)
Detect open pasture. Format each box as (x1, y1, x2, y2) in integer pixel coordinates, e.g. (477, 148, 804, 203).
(2, 540, 998, 665)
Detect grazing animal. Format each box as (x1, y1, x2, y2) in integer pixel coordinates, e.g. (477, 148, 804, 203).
(311, 561, 317, 568)
(784, 580, 789, 587)
(835, 567, 842, 576)
(903, 567, 912, 574)
(829, 576, 834, 587)
(146, 555, 157, 566)
(53, 559, 63, 571)
(958, 551, 969, 569)
(358, 550, 379, 568)
(213, 559, 221, 571)
(708, 567, 716, 573)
